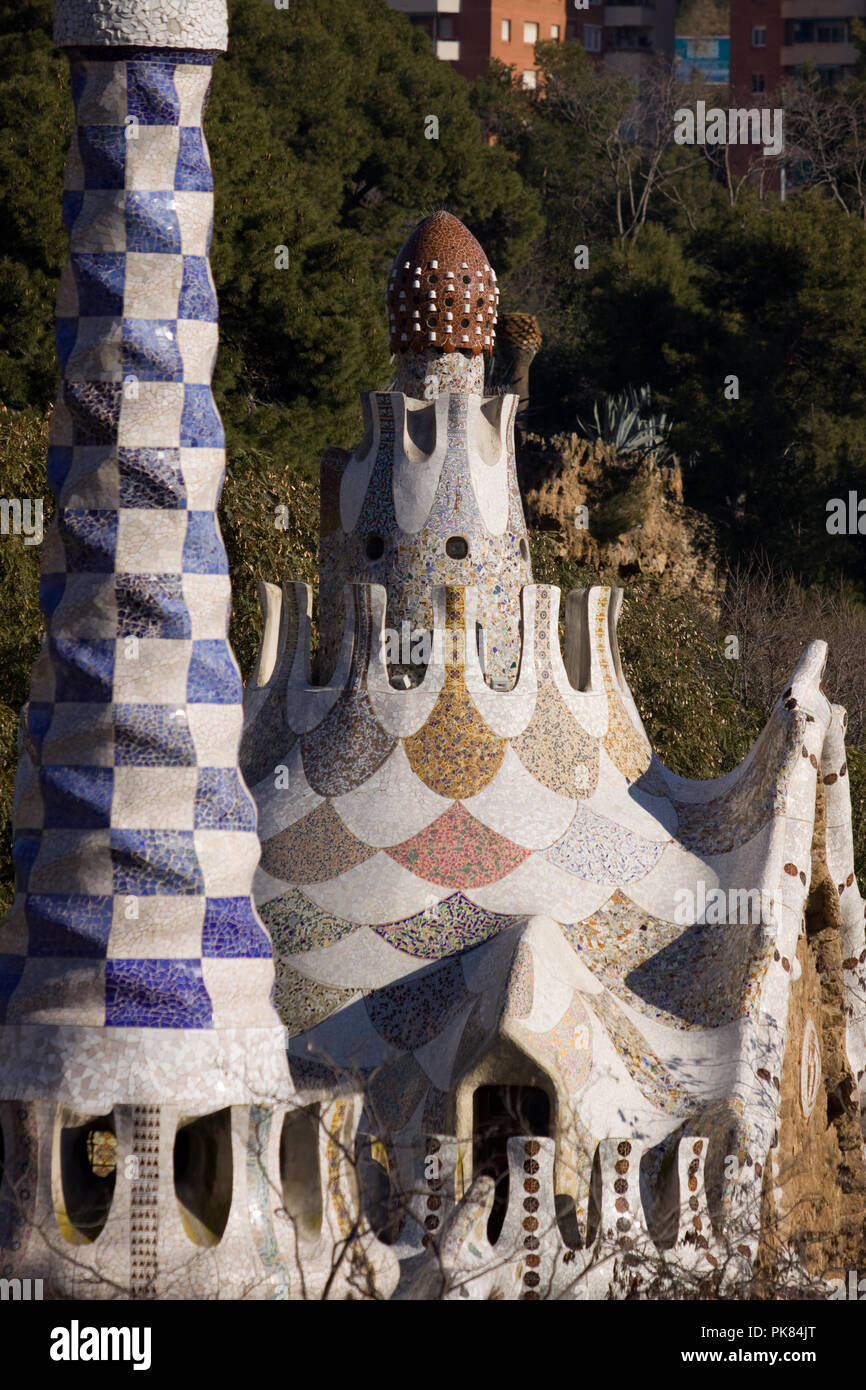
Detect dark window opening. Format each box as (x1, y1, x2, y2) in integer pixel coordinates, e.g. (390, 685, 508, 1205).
(366, 534, 385, 561)
(473, 1085, 550, 1244)
(445, 535, 469, 559)
(280, 1104, 323, 1245)
(57, 1110, 117, 1244)
(174, 1108, 233, 1247)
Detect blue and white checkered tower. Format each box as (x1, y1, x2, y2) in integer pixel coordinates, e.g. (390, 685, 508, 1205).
(0, 0, 291, 1298)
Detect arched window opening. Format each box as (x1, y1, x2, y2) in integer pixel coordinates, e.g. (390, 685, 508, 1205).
(280, 1104, 323, 1246)
(55, 1109, 117, 1244)
(174, 1109, 233, 1247)
(473, 1085, 550, 1245)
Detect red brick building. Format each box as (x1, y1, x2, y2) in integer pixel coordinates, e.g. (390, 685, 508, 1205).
(387, 0, 675, 83)
(730, 0, 864, 102)
(388, 0, 568, 82)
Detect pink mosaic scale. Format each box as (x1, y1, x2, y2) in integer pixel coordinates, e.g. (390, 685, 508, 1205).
(386, 803, 528, 889)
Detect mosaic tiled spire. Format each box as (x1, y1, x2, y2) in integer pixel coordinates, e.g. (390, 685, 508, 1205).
(0, 0, 288, 1109)
(319, 213, 531, 683)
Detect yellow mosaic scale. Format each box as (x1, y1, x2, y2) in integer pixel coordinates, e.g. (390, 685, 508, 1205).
(404, 587, 506, 798)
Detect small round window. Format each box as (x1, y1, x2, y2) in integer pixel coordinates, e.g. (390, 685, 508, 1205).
(445, 536, 469, 560)
(366, 534, 385, 561)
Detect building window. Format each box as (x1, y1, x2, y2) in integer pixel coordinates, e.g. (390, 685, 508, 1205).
(523, 20, 539, 43)
(522, 68, 538, 88)
(438, 16, 455, 38)
(566, 19, 578, 38)
(817, 22, 847, 42)
(551, 23, 560, 39)
(501, 18, 511, 41)
(751, 72, 765, 91)
(583, 24, 602, 52)
(751, 25, 766, 46)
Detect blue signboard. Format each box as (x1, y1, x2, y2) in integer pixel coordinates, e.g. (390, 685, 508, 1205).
(675, 36, 730, 84)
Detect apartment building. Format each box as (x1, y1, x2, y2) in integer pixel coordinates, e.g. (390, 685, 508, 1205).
(387, 0, 675, 83)
(569, 0, 676, 78)
(730, 0, 866, 97)
(387, 0, 567, 81)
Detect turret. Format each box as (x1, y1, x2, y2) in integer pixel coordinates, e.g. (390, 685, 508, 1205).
(317, 212, 532, 687)
(0, 0, 291, 1300)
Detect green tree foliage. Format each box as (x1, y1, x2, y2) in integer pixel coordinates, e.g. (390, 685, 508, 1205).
(0, 0, 541, 474)
(583, 193, 866, 585)
(0, 5, 71, 407)
(0, 407, 53, 914)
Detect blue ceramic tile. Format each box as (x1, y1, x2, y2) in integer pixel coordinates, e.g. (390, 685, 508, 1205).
(122, 318, 183, 381)
(126, 191, 181, 254)
(126, 61, 181, 125)
(183, 511, 227, 573)
(0, 956, 26, 1024)
(55, 318, 80, 374)
(105, 957, 213, 1028)
(51, 638, 115, 702)
(186, 640, 242, 704)
(59, 509, 118, 572)
(12, 833, 41, 888)
(113, 704, 197, 766)
(180, 385, 224, 447)
(72, 254, 126, 318)
(115, 572, 190, 639)
(78, 126, 127, 189)
(39, 766, 113, 830)
(63, 381, 122, 445)
(69, 60, 88, 107)
(118, 447, 185, 508)
(202, 897, 273, 958)
(26, 893, 113, 958)
(47, 445, 74, 495)
(62, 190, 84, 235)
(39, 573, 66, 619)
(194, 769, 256, 831)
(178, 256, 217, 321)
(111, 828, 204, 895)
(175, 128, 212, 191)
(27, 703, 54, 759)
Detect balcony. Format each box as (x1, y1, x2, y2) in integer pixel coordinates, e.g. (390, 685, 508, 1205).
(607, 25, 655, 49)
(780, 40, 857, 65)
(782, 0, 866, 16)
(605, 4, 656, 23)
(389, 0, 460, 12)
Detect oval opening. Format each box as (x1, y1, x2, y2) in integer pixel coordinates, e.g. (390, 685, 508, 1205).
(473, 1085, 550, 1246)
(519, 538, 529, 561)
(280, 1104, 323, 1245)
(445, 535, 469, 560)
(358, 1133, 402, 1245)
(366, 534, 385, 561)
(174, 1109, 233, 1247)
(55, 1108, 117, 1245)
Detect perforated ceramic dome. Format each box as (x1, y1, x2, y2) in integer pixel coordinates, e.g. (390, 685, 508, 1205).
(387, 211, 499, 356)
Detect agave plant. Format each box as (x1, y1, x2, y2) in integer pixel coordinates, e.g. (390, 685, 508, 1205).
(576, 384, 673, 464)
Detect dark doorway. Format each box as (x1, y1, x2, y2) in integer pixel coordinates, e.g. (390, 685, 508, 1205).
(473, 1085, 550, 1244)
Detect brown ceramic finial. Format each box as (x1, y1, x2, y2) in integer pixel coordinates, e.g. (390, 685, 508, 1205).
(386, 211, 499, 356)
